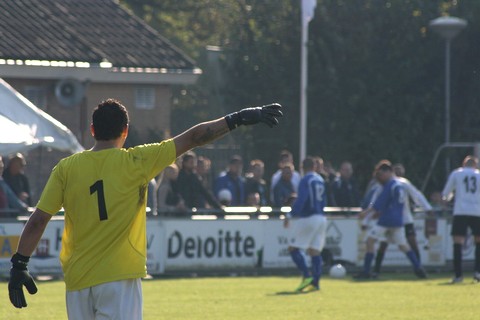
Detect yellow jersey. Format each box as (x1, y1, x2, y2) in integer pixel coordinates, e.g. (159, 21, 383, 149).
(37, 140, 176, 291)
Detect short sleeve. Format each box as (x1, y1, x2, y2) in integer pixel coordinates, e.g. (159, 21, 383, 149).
(128, 139, 177, 181)
(37, 164, 65, 215)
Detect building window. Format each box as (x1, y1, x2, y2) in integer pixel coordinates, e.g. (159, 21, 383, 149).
(24, 86, 47, 109)
(135, 86, 155, 110)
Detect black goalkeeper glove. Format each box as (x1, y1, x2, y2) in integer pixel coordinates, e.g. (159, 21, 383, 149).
(224, 103, 283, 130)
(9, 252, 37, 308)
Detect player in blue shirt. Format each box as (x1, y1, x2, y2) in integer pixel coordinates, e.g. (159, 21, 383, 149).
(355, 160, 426, 279)
(283, 157, 327, 292)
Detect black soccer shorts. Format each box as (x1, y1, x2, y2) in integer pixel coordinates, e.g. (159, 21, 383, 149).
(451, 215, 480, 236)
(404, 223, 416, 238)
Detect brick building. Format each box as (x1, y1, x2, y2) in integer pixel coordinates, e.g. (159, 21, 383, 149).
(0, 0, 200, 201)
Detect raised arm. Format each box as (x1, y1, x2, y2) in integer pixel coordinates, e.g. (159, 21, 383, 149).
(173, 103, 283, 157)
(173, 117, 230, 157)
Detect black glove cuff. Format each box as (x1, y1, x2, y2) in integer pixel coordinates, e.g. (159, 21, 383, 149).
(11, 253, 30, 270)
(224, 112, 241, 131)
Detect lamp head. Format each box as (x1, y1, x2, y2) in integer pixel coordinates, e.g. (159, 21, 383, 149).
(429, 16, 467, 40)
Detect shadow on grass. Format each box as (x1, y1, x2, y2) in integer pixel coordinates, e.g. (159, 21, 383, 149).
(272, 291, 302, 296)
(270, 290, 319, 296)
(436, 280, 479, 286)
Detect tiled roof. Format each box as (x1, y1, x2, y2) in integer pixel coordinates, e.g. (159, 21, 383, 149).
(0, 0, 196, 70)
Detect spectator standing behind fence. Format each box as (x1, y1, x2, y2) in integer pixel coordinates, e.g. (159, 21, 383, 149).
(3, 153, 32, 206)
(246, 192, 261, 207)
(272, 163, 296, 207)
(197, 156, 213, 191)
(176, 152, 222, 211)
(0, 156, 28, 217)
(7, 99, 282, 316)
(330, 161, 361, 207)
(214, 155, 245, 206)
(442, 155, 480, 284)
(245, 159, 268, 206)
(157, 164, 186, 214)
(283, 156, 327, 292)
(270, 150, 301, 199)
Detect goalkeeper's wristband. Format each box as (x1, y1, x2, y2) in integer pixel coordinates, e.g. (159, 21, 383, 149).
(224, 112, 242, 131)
(11, 253, 30, 271)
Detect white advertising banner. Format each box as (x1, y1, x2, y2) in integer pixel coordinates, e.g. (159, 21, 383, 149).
(325, 218, 359, 264)
(146, 219, 166, 275)
(1, 217, 166, 276)
(261, 217, 359, 268)
(28, 219, 64, 274)
(0, 216, 464, 277)
(356, 218, 448, 266)
(0, 221, 25, 275)
(162, 219, 263, 269)
(261, 219, 294, 268)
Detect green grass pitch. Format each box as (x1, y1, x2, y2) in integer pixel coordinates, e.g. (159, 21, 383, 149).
(1, 273, 478, 319)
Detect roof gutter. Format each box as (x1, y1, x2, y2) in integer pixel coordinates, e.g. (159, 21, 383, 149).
(0, 60, 202, 85)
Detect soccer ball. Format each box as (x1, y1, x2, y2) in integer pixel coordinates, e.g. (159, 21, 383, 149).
(329, 264, 347, 279)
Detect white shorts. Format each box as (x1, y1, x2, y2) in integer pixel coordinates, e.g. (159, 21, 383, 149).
(66, 278, 143, 320)
(367, 225, 407, 246)
(289, 214, 327, 251)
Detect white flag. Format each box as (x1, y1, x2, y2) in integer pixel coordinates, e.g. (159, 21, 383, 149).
(301, 0, 317, 26)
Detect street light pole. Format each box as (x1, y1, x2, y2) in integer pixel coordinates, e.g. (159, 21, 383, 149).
(429, 16, 467, 175)
(445, 38, 451, 144)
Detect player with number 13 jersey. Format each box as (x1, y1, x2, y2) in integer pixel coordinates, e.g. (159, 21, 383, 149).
(442, 156, 480, 284)
(442, 160, 480, 217)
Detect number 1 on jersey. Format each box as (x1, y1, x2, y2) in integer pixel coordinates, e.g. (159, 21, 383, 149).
(90, 180, 108, 221)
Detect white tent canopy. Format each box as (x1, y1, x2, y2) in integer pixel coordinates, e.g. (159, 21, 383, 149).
(0, 78, 84, 156)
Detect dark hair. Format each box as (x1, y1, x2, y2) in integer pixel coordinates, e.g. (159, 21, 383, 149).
(249, 159, 264, 168)
(8, 153, 26, 167)
(182, 151, 197, 164)
(92, 99, 129, 141)
(279, 150, 293, 162)
(375, 159, 392, 172)
(463, 155, 478, 167)
(302, 156, 315, 171)
(229, 155, 243, 165)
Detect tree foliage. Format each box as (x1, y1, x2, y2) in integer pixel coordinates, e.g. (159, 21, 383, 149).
(121, 0, 480, 194)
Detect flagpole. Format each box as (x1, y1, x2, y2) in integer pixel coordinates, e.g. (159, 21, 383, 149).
(299, 18, 308, 167)
(299, 0, 316, 167)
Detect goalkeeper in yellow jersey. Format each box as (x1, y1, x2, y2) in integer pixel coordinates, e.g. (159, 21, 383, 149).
(8, 98, 282, 319)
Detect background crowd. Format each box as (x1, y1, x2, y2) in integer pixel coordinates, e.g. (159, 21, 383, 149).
(0, 153, 31, 217)
(0, 149, 450, 217)
(143, 149, 450, 216)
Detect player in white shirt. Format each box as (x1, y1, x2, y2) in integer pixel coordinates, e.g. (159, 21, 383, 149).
(442, 155, 480, 283)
